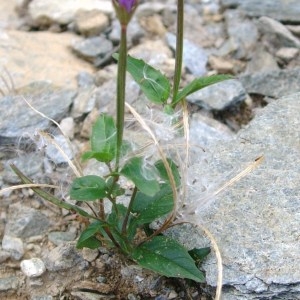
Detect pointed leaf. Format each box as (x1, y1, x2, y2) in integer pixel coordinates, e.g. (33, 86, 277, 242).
(132, 236, 205, 282)
(174, 74, 233, 105)
(114, 54, 170, 104)
(120, 157, 159, 196)
(70, 175, 108, 201)
(189, 247, 211, 263)
(155, 158, 181, 188)
(76, 221, 105, 249)
(10, 164, 97, 220)
(131, 184, 174, 225)
(83, 114, 116, 162)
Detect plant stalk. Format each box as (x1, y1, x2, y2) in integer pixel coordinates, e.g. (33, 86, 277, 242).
(122, 186, 138, 234)
(171, 0, 184, 106)
(116, 24, 128, 169)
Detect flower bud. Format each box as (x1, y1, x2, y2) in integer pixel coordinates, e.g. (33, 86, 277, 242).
(112, 0, 138, 25)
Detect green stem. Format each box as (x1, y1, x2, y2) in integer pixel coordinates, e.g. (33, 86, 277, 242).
(171, 0, 184, 107)
(116, 24, 128, 169)
(121, 186, 138, 234)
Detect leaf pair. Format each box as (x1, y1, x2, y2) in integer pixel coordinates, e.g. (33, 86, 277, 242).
(118, 54, 232, 108)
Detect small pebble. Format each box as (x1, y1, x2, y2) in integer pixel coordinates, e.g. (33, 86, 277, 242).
(20, 258, 46, 277)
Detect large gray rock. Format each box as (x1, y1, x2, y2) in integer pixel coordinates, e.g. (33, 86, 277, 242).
(0, 81, 76, 145)
(186, 79, 247, 110)
(221, 0, 300, 23)
(224, 10, 258, 59)
(184, 93, 300, 299)
(240, 68, 300, 98)
(258, 17, 300, 49)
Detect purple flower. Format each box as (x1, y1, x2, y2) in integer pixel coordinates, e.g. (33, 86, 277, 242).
(118, 0, 136, 12)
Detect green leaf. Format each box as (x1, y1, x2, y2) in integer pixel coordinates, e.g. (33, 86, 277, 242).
(10, 164, 97, 220)
(70, 175, 108, 201)
(120, 157, 160, 197)
(82, 114, 117, 162)
(76, 221, 105, 249)
(132, 236, 205, 282)
(106, 177, 125, 198)
(174, 74, 233, 105)
(155, 158, 181, 188)
(114, 54, 170, 104)
(131, 184, 174, 225)
(189, 247, 211, 263)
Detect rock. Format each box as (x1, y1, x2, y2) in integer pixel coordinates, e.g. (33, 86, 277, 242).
(81, 248, 99, 262)
(44, 242, 87, 271)
(139, 15, 167, 37)
(166, 32, 208, 76)
(275, 47, 299, 63)
(135, 2, 166, 18)
(208, 55, 235, 74)
(20, 258, 46, 277)
(72, 87, 97, 118)
(28, 0, 113, 27)
(31, 296, 53, 300)
(240, 68, 300, 98)
(185, 93, 300, 299)
(2, 153, 44, 184)
(0, 250, 10, 263)
(0, 276, 19, 291)
(224, 10, 258, 59)
(48, 231, 77, 246)
(74, 10, 109, 37)
(0, 81, 75, 146)
(71, 36, 113, 64)
(109, 17, 145, 46)
(59, 117, 75, 140)
(45, 134, 74, 164)
(166, 33, 208, 76)
(77, 72, 95, 88)
(189, 113, 234, 149)
(245, 46, 279, 74)
(0, 30, 94, 90)
(2, 235, 24, 260)
(186, 79, 247, 110)
(5, 202, 50, 238)
(258, 17, 300, 49)
(222, 0, 300, 23)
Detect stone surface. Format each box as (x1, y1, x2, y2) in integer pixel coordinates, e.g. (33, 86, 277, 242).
(185, 93, 300, 299)
(222, 0, 300, 23)
(0, 81, 75, 145)
(224, 9, 258, 59)
(45, 134, 74, 165)
(166, 32, 208, 76)
(240, 68, 300, 98)
(71, 36, 113, 64)
(245, 46, 279, 74)
(258, 17, 300, 49)
(186, 79, 247, 110)
(2, 235, 24, 260)
(72, 87, 97, 118)
(20, 258, 46, 277)
(74, 10, 109, 37)
(2, 153, 44, 184)
(5, 202, 50, 238)
(275, 47, 299, 63)
(0, 276, 19, 291)
(44, 243, 86, 271)
(28, 0, 113, 26)
(0, 30, 94, 90)
(48, 231, 77, 246)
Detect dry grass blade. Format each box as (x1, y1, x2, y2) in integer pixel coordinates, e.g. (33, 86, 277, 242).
(0, 183, 59, 195)
(125, 102, 178, 232)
